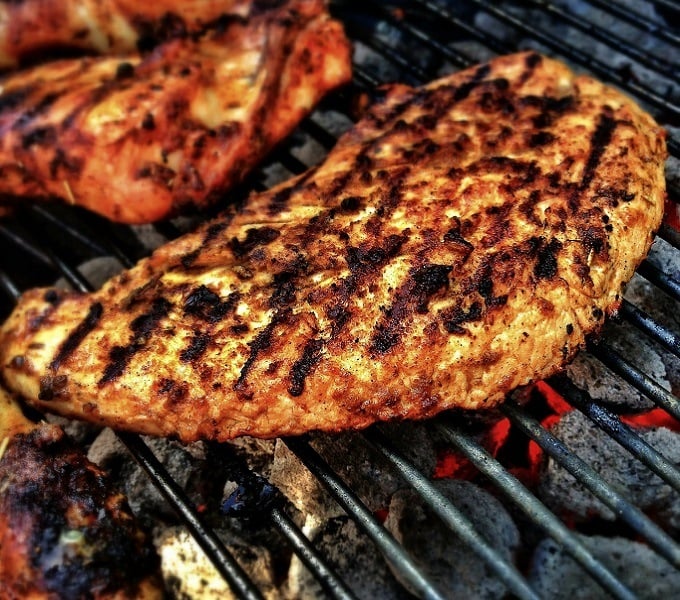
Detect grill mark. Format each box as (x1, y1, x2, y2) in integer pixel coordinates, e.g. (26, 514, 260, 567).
(49, 302, 103, 372)
(180, 218, 233, 268)
(234, 308, 291, 396)
(267, 167, 318, 215)
(180, 332, 211, 363)
(229, 226, 280, 258)
(282, 190, 410, 394)
(99, 298, 171, 385)
(581, 109, 617, 189)
(288, 339, 324, 396)
(370, 263, 452, 355)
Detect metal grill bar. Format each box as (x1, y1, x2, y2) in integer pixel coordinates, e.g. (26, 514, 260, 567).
(637, 260, 680, 302)
(522, 0, 677, 76)
(620, 299, 680, 358)
(118, 433, 265, 600)
(435, 420, 638, 600)
(269, 508, 359, 600)
(283, 436, 447, 600)
(362, 428, 541, 600)
(551, 375, 680, 494)
(585, 0, 680, 45)
(501, 401, 680, 571)
(588, 341, 680, 421)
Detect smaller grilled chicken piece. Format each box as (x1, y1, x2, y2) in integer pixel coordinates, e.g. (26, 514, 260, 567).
(0, 0, 351, 223)
(0, 0, 252, 70)
(0, 387, 162, 599)
(0, 53, 666, 442)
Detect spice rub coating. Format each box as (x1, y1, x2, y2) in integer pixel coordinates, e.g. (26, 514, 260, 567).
(0, 52, 667, 441)
(0, 0, 253, 70)
(0, 0, 351, 223)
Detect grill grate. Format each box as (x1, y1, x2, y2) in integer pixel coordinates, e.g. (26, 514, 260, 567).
(1, 1, 679, 598)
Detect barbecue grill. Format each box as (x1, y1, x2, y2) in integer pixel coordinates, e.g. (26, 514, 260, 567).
(1, 1, 679, 598)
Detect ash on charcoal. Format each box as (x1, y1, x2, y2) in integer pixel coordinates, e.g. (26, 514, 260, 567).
(384, 479, 520, 600)
(538, 410, 680, 531)
(270, 425, 436, 520)
(88, 429, 217, 526)
(158, 526, 279, 600)
(566, 323, 670, 412)
(286, 515, 410, 600)
(223, 436, 277, 479)
(528, 534, 680, 599)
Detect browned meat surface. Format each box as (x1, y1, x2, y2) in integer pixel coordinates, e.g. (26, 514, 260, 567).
(0, 52, 666, 441)
(0, 388, 162, 599)
(0, 0, 252, 69)
(0, 0, 351, 223)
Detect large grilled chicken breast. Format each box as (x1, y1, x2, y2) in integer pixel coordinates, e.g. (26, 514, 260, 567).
(0, 0, 351, 223)
(0, 52, 666, 442)
(0, 387, 162, 599)
(0, 0, 252, 70)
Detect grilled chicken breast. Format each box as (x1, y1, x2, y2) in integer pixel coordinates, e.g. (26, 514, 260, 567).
(0, 52, 666, 441)
(0, 0, 351, 223)
(0, 387, 161, 599)
(0, 0, 252, 70)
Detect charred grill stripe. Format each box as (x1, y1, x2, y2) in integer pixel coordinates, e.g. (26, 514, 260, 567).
(267, 167, 318, 215)
(180, 332, 211, 363)
(581, 110, 617, 189)
(235, 309, 290, 393)
(99, 298, 171, 385)
(369, 263, 452, 355)
(288, 339, 324, 396)
(180, 217, 233, 268)
(49, 302, 103, 372)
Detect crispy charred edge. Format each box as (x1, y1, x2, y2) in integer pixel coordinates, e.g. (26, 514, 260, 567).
(0, 425, 159, 597)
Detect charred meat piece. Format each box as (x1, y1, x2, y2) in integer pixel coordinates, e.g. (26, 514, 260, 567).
(0, 52, 666, 441)
(0, 0, 351, 223)
(0, 0, 253, 70)
(0, 387, 162, 599)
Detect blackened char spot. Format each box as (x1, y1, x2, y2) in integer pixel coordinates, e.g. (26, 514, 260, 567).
(534, 238, 563, 280)
(581, 111, 617, 189)
(369, 263, 452, 355)
(180, 332, 211, 363)
(412, 264, 452, 313)
(49, 302, 103, 372)
(442, 301, 483, 334)
(229, 227, 280, 258)
(288, 338, 324, 396)
(184, 285, 239, 322)
(22, 126, 56, 148)
(99, 298, 171, 385)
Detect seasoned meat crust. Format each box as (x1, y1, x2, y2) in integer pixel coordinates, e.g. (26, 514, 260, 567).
(0, 52, 666, 441)
(0, 388, 162, 599)
(0, 0, 253, 70)
(0, 0, 351, 223)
